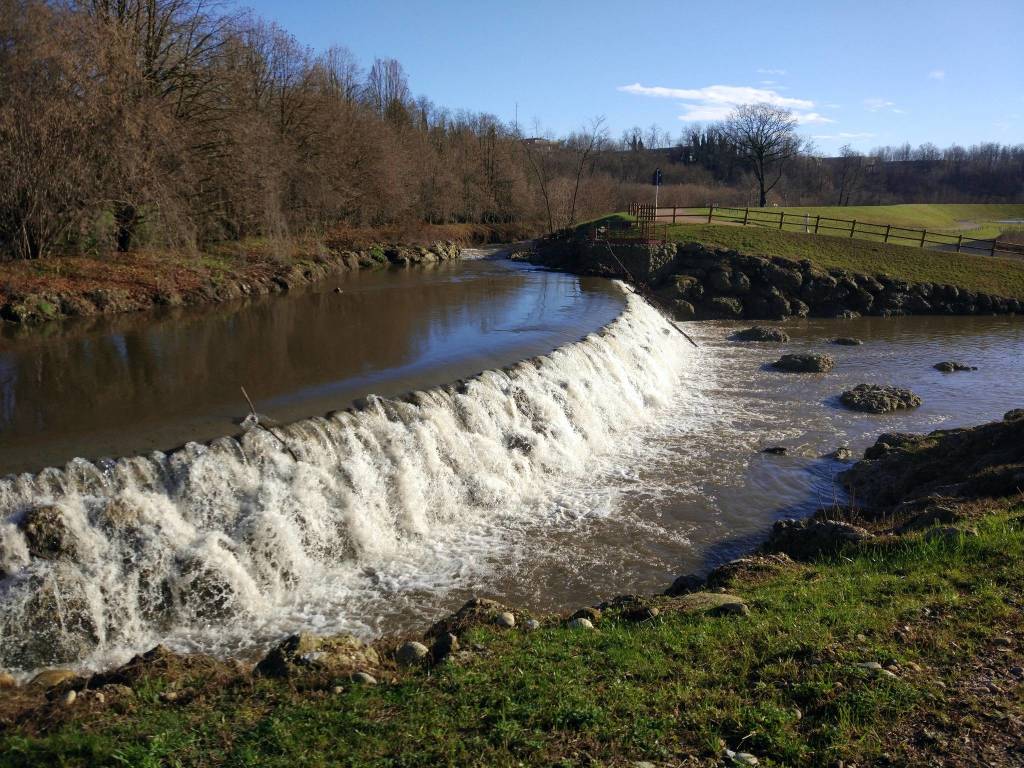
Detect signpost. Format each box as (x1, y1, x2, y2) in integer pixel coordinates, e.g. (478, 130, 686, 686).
(652, 167, 662, 214)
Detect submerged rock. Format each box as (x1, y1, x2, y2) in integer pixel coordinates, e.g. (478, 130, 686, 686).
(934, 361, 977, 372)
(832, 337, 863, 346)
(771, 353, 834, 373)
(763, 518, 871, 560)
(840, 384, 922, 413)
(762, 446, 789, 456)
(826, 446, 853, 460)
(19, 505, 78, 560)
(732, 326, 789, 342)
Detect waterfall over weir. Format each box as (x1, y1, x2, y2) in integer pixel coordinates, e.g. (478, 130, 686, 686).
(0, 288, 691, 674)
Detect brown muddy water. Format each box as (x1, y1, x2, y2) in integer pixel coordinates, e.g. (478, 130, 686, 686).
(0, 257, 1022, 676)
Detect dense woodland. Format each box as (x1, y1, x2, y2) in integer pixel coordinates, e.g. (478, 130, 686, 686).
(1, 0, 1022, 261)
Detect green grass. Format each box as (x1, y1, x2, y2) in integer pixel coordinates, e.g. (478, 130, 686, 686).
(3, 505, 1022, 767)
(659, 222, 1024, 299)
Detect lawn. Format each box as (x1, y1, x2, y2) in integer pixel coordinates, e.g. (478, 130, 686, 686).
(2, 504, 1021, 767)
(660, 222, 1024, 300)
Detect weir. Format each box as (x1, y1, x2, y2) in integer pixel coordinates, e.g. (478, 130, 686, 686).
(0, 290, 690, 674)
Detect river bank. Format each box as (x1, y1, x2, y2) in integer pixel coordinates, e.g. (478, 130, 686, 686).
(0, 238, 462, 327)
(528, 216, 1024, 321)
(1, 412, 1022, 766)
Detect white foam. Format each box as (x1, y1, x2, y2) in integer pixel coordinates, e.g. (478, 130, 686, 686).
(0, 287, 693, 674)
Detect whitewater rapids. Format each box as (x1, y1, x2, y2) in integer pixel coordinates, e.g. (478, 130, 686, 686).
(0, 287, 693, 675)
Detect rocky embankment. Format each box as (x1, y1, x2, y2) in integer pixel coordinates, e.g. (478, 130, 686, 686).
(0, 241, 461, 326)
(532, 237, 1021, 321)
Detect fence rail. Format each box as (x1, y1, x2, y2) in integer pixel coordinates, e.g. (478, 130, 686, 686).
(627, 203, 1024, 259)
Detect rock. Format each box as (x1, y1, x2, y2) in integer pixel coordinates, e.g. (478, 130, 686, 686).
(731, 326, 789, 342)
(667, 591, 749, 616)
(863, 432, 925, 459)
(99, 683, 134, 699)
(840, 384, 922, 413)
(762, 446, 788, 456)
(934, 361, 977, 372)
(702, 296, 744, 319)
(670, 300, 695, 321)
(725, 748, 760, 765)
(665, 573, 704, 596)
(1004, 409, 1024, 421)
(27, 668, 78, 690)
(523, 619, 540, 631)
(567, 617, 595, 630)
(827, 446, 853, 460)
(255, 633, 380, 678)
(772, 353, 834, 373)
(350, 671, 377, 685)
(897, 504, 963, 532)
(494, 611, 516, 629)
(19, 504, 78, 560)
(764, 518, 871, 560)
(428, 597, 510, 639)
(0, 672, 17, 689)
(430, 633, 460, 662)
(832, 337, 863, 346)
(570, 607, 602, 624)
(395, 641, 430, 667)
(705, 554, 797, 589)
(623, 605, 660, 622)
(62, 689, 77, 706)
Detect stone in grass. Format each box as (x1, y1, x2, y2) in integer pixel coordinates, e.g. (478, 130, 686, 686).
(771, 353, 834, 373)
(523, 619, 541, 631)
(725, 748, 760, 765)
(840, 384, 922, 413)
(350, 671, 377, 685)
(832, 337, 863, 346)
(567, 617, 595, 630)
(665, 573, 704, 596)
(570, 607, 602, 624)
(934, 361, 978, 372)
(731, 326, 789, 343)
(395, 641, 430, 667)
(494, 611, 516, 629)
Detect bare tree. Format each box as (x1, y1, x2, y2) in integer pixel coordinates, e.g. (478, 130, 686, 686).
(834, 144, 864, 206)
(566, 117, 607, 227)
(722, 103, 802, 206)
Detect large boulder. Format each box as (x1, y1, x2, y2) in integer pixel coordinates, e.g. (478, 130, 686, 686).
(772, 353, 834, 373)
(731, 326, 789, 342)
(255, 633, 380, 678)
(19, 505, 79, 560)
(763, 518, 872, 560)
(840, 384, 921, 413)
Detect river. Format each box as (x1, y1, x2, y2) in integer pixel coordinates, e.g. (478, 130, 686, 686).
(0, 254, 1021, 675)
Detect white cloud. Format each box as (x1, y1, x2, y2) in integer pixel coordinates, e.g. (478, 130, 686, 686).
(928, 69, 945, 80)
(864, 97, 901, 112)
(618, 82, 831, 124)
(618, 83, 814, 110)
(757, 68, 787, 75)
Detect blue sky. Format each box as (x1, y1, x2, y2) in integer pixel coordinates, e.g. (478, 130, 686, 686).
(234, 0, 1023, 153)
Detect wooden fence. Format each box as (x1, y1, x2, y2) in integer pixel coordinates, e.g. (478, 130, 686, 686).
(627, 203, 1024, 258)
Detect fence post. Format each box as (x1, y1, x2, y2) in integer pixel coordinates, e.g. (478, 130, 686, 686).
(956, 234, 963, 253)
(850, 219, 857, 238)
(920, 229, 927, 248)
(883, 225, 891, 243)
(814, 215, 820, 234)
(778, 211, 785, 230)
(743, 208, 749, 225)
(671, 206, 677, 224)
(991, 240, 997, 257)
(707, 205, 714, 224)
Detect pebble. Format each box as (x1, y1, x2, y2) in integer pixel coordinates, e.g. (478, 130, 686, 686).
(495, 612, 516, 629)
(523, 619, 540, 631)
(725, 748, 760, 765)
(568, 617, 595, 630)
(856, 662, 883, 670)
(332, 685, 344, 694)
(63, 690, 77, 706)
(395, 641, 430, 666)
(351, 671, 377, 685)
(0, 672, 16, 689)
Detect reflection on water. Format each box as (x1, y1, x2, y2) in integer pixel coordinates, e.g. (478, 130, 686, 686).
(0, 259, 624, 475)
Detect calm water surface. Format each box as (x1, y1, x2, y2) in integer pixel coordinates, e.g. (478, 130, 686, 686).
(0, 256, 624, 475)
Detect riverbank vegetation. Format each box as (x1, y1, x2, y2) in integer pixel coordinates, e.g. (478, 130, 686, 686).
(3, 2, 1022, 268)
(2, 497, 1020, 766)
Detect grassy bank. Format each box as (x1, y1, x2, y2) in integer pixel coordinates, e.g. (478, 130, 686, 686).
(2, 500, 1021, 767)
(648, 220, 1024, 300)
